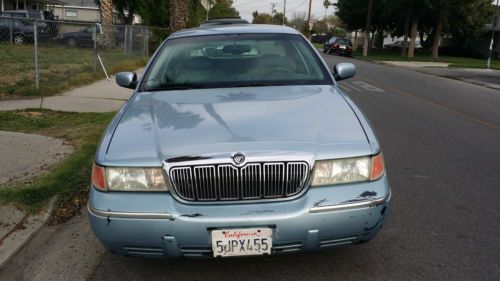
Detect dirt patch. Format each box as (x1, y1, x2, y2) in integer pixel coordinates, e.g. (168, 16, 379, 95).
(0, 75, 22, 87)
(0, 131, 74, 186)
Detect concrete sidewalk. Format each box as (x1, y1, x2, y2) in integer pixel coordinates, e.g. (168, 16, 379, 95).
(0, 72, 139, 269)
(380, 61, 500, 91)
(0, 71, 139, 112)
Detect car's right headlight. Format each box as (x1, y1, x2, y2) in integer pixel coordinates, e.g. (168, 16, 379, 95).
(91, 163, 168, 192)
(311, 153, 385, 186)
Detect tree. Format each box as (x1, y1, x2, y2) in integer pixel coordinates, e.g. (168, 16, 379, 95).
(138, 0, 171, 28)
(100, 0, 115, 47)
(170, 0, 189, 32)
(114, 0, 138, 24)
(252, 11, 273, 24)
(273, 12, 287, 25)
(209, 0, 239, 19)
(288, 12, 307, 30)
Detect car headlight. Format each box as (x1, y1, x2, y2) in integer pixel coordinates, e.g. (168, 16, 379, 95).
(311, 153, 385, 186)
(92, 163, 168, 192)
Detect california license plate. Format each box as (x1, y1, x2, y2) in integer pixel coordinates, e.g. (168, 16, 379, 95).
(211, 228, 272, 257)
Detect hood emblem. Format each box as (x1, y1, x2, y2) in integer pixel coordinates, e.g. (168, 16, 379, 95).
(232, 153, 246, 165)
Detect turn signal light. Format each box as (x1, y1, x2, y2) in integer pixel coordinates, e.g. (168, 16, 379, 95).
(370, 153, 385, 181)
(91, 163, 107, 191)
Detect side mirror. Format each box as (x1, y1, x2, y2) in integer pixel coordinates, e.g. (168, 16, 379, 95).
(116, 72, 137, 89)
(333, 63, 356, 81)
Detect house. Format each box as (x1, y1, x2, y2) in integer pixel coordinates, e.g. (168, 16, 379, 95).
(1, 0, 66, 11)
(52, 0, 100, 22)
(51, 0, 141, 23)
(1, 0, 141, 24)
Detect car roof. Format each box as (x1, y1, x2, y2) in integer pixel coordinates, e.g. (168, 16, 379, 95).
(168, 24, 302, 40)
(200, 17, 249, 27)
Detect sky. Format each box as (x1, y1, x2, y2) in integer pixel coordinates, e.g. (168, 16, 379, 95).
(233, 0, 336, 22)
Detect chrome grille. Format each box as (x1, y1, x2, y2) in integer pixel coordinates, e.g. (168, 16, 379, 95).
(169, 162, 309, 202)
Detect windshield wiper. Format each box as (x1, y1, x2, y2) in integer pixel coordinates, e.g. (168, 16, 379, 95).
(229, 82, 276, 88)
(144, 83, 205, 91)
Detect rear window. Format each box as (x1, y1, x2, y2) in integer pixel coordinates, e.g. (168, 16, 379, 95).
(141, 33, 332, 91)
(335, 39, 352, 46)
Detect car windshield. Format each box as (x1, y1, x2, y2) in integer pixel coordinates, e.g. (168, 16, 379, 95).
(141, 33, 331, 91)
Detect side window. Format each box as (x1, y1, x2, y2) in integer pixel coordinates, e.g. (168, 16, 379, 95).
(12, 13, 27, 18)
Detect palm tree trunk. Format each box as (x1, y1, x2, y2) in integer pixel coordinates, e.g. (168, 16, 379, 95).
(170, 0, 189, 33)
(100, 0, 115, 48)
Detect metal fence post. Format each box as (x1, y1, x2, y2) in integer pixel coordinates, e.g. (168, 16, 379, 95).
(145, 26, 149, 57)
(128, 25, 133, 57)
(94, 24, 97, 73)
(34, 21, 41, 108)
(124, 25, 128, 55)
(142, 26, 146, 56)
(9, 18, 13, 45)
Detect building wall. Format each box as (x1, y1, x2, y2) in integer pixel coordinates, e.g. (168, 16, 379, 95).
(52, 6, 100, 22)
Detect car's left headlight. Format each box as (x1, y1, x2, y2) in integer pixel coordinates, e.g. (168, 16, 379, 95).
(91, 163, 168, 192)
(311, 153, 385, 186)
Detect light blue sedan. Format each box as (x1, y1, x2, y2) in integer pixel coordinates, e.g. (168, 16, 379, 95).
(88, 24, 391, 258)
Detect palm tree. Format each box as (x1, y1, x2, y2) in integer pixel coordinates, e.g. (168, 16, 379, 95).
(100, 0, 115, 47)
(170, 0, 189, 33)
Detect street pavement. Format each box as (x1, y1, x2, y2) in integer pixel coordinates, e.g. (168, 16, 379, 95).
(1, 55, 499, 280)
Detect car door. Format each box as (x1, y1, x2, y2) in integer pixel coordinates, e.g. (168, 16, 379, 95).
(78, 26, 95, 47)
(0, 19, 10, 41)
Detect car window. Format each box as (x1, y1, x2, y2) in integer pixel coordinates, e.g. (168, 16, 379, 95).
(0, 19, 9, 27)
(335, 39, 352, 46)
(11, 13, 27, 18)
(328, 37, 337, 43)
(28, 13, 41, 19)
(142, 33, 331, 91)
(85, 26, 95, 33)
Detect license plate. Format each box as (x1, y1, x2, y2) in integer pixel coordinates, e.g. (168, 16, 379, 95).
(211, 228, 272, 257)
(340, 45, 346, 49)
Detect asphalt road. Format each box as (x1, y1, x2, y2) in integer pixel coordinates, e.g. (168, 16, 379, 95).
(1, 54, 499, 281)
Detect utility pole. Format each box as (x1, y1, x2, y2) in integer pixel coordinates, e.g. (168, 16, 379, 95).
(363, 0, 374, 57)
(206, 0, 209, 21)
(307, 0, 312, 37)
(271, 2, 277, 24)
(487, 0, 499, 69)
(283, 0, 286, 25)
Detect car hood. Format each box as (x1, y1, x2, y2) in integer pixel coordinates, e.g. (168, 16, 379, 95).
(101, 85, 371, 166)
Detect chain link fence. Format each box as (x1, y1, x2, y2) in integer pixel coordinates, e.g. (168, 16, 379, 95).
(0, 16, 169, 99)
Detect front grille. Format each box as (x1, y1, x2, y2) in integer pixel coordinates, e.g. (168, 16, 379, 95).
(169, 162, 309, 202)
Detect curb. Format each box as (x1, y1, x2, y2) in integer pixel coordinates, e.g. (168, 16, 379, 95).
(0, 197, 57, 270)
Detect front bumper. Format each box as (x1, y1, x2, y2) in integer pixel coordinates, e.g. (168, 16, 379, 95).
(88, 175, 391, 258)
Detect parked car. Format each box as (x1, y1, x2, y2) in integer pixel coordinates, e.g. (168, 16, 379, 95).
(0, 18, 44, 45)
(58, 25, 125, 48)
(323, 37, 353, 56)
(88, 24, 391, 258)
(384, 40, 422, 49)
(0, 9, 48, 30)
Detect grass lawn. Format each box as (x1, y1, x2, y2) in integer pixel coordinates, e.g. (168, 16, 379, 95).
(0, 109, 114, 221)
(313, 43, 323, 49)
(0, 44, 148, 98)
(351, 49, 500, 70)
